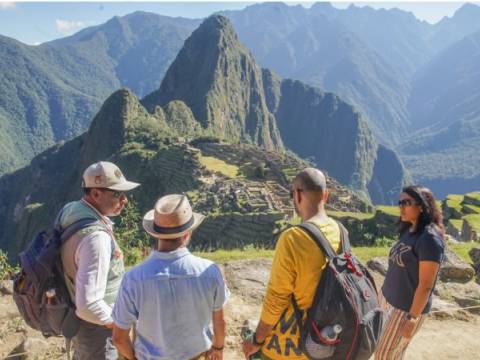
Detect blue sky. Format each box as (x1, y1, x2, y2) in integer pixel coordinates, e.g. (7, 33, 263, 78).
(0, 1, 474, 45)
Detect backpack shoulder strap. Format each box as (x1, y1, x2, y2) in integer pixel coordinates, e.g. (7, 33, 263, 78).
(335, 220, 351, 255)
(297, 222, 337, 260)
(59, 219, 107, 245)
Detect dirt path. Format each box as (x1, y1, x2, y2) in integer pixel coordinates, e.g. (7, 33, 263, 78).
(406, 317, 479, 359)
(222, 293, 480, 360)
(1, 258, 479, 359)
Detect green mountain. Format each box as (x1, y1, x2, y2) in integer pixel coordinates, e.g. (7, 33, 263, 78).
(221, 2, 411, 144)
(401, 29, 480, 197)
(143, 15, 283, 151)
(0, 14, 409, 261)
(0, 35, 109, 175)
(0, 12, 198, 177)
(430, 3, 480, 54)
(408, 29, 480, 132)
(49, 12, 200, 98)
(143, 15, 408, 202)
(261, 69, 409, 203)
(0, 88, 368, 259)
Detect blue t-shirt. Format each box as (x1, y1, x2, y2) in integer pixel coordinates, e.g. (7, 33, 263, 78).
(381, 226, 444, 314)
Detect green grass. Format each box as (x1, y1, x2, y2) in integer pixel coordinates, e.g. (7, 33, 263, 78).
(463, 214, 480, 232)
(464, 192, 480, 202)
(446, 194, 465, 202)
(445, 198, 463, 211)
(450, 242, 479, 264)
(282, 167, 300, 181)
(327, 210, 374, 220)
(193, 247, 275, 263)
(351, 246, 390, 262)
(24, 202, 43, 211)
(199, 155, 239, 178)
(193, 243, 479, 266)
(375, 205, 400, 217)
(193, 245, 391, 264)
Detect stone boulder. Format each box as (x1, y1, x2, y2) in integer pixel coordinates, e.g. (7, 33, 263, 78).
(469, 247, 480, 265)
(222, 259, 271, 305)
(429, 296, 473, 321)
(0, 279, 13, 295)
(434, 281, 480, 315)
(367, 257, 389, 276)
(439, 247, 475, 283)
(7, 337, 49, 359)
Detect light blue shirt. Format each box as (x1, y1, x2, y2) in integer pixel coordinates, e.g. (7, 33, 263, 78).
(112, 248, 230, 360)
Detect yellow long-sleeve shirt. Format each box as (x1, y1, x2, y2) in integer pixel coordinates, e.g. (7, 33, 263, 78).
(260, 216, 341, 360)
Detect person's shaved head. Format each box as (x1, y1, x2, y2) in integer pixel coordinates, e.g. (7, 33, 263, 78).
(294, 167, 327, 195)
(292, 168, 328, 220)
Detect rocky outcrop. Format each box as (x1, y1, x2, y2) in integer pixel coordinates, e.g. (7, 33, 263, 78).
(439, 247, 475, 283)
(367, 257, 389, 276)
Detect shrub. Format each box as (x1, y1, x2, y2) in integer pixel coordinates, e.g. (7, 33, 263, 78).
(0, 249, 18, 280)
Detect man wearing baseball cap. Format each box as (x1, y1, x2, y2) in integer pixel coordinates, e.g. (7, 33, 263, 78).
(57, 161, 140, 359)
(111, 194, 230, 360)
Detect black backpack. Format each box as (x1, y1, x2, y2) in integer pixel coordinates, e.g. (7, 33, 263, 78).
(292, 221, 385, 360)
(12, 216, 102, 338)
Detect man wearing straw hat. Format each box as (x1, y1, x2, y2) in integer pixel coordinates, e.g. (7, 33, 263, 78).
(112, 194, 230, 360)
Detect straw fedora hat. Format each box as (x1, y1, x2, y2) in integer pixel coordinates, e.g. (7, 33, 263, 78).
(143, 194, 205, 239)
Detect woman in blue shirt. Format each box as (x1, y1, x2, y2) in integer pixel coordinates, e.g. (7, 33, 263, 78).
(375, 185, 445, 360)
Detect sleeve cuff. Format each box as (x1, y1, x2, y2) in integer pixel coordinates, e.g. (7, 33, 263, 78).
(260, 308, 280, 326)
(113, 319, 133, 330)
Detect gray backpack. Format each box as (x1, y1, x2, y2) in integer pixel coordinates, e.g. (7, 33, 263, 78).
(13, 217, 103, 338)
(292, 221, 385, 360)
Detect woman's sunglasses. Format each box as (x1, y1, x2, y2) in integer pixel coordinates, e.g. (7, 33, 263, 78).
(398, 199, 417, 207)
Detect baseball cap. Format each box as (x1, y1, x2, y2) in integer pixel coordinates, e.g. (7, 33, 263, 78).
(82, 161, 140, 191)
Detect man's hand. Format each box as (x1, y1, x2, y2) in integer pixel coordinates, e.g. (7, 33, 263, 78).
(207, 346, 223, 360)
(104, 322, 114, 329)
(242, 338, 260, 360)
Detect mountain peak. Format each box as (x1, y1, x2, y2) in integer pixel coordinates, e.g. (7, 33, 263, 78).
(84, 88, 151, 159)
(311, 2, 335, 12)
(456, 2, 480, 15)
(142, 15, 283, 151)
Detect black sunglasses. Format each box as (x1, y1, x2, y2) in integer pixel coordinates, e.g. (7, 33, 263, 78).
(398, 199, 417, 207)
(100, 188, 125, 198)
(289, 188, 304, 199)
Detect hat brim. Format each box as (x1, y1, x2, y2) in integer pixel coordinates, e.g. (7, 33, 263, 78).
(142, 210, 205, 239)
(107, 181, 140, 191)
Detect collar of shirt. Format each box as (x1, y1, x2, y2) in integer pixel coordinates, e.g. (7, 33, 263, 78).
(150, 247, 191, 260)
(80, 198, 114, 228)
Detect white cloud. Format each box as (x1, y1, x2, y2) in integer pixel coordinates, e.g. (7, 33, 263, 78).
(0, 2, 16, 10)
(55, 19, 92, 35)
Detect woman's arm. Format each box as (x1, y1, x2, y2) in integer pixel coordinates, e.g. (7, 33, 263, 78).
(403, 261, 440, 338)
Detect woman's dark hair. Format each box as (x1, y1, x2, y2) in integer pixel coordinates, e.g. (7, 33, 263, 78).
(398, 185, 445, 239)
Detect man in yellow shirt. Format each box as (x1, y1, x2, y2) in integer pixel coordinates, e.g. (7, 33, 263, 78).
(242, 168, 341, 360)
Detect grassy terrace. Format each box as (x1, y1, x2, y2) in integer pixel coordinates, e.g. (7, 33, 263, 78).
(199, 155, 239, 178)
(444, 194, 464, 209)
(465, 192, 480, 202)
(327, 210, 374, 220)
(193, 243, 478, 264)
(463, 204, 480, 214)
(375, 205, 400, 217)
(463, 214, 480, 231)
